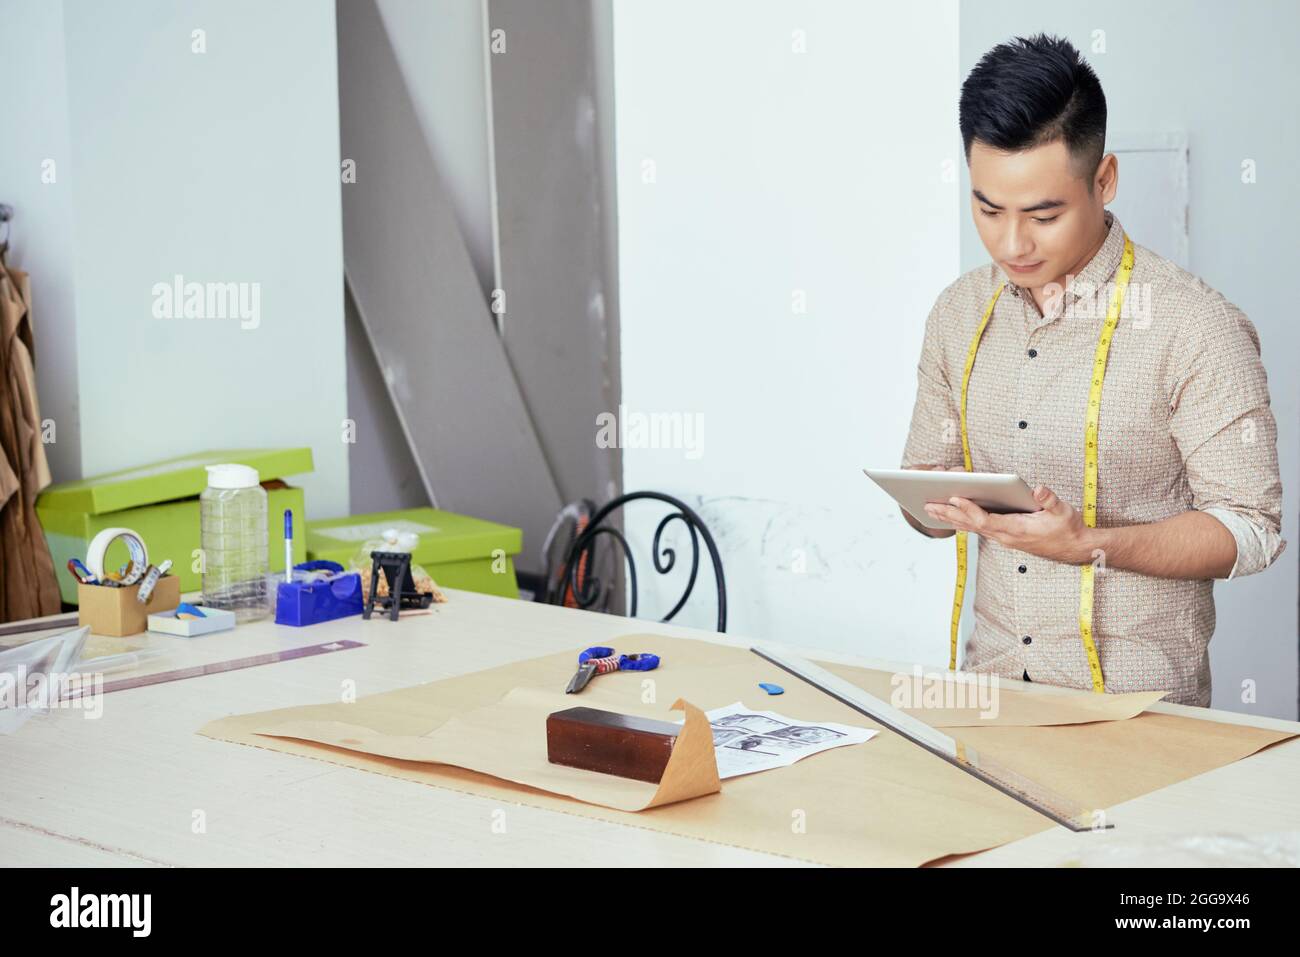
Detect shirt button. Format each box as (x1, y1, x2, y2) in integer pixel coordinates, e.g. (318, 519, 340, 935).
(1017, 564, 1027, 573)
(1022, 635, 1033, 645)
(1018, 420, 1028, 429)
(1027, 348, 1038, 358)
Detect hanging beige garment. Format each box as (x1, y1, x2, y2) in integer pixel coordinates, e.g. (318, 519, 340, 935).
(0, 250, 61, 621)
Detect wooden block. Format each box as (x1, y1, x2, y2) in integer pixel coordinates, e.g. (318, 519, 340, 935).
(546, 707, 680, 784)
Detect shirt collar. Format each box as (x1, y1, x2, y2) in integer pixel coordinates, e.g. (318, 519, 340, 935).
(1001, 210, 1125, 309)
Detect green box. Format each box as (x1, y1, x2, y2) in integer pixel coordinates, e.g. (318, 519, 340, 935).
(305, 507, 521, 599)
(37, 449, 313, 604)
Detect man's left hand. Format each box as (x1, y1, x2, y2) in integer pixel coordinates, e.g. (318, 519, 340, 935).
(923, 485, 1097, 565)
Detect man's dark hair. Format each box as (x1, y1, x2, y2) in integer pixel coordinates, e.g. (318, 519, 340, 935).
(959, 34, 1107, 181)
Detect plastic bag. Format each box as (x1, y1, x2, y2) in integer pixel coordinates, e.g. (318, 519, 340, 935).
(0, 626, 90, 734)
(349, 529, 445, 602)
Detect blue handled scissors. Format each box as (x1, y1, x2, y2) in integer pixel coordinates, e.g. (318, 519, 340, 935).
(564, 645, 660, 694)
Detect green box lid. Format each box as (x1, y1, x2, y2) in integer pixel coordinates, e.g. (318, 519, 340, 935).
(306, 507, 522, 566)
(36, 448, 315, 516)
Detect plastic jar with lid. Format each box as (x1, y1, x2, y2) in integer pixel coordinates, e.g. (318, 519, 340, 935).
(199, 463, 270, 622)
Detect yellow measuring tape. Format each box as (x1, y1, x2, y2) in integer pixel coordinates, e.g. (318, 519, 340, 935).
(950, 235, 1135, 692)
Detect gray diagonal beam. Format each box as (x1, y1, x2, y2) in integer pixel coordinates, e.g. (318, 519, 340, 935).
(338, 0, 561, 569)
(487, 0, 622, 508)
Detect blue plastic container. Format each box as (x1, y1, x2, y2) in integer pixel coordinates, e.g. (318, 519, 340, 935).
(274, 561, 364, 626)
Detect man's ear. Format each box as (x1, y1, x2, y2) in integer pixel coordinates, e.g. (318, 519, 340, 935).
(1095, 152, 1119, 204)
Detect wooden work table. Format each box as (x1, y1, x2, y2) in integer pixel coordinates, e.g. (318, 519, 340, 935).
(2, 589, 1297, 867)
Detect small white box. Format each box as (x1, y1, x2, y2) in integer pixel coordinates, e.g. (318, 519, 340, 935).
(147, 606, 238, 638)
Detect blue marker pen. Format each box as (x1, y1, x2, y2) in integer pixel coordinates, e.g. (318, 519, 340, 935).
(284, 509, 294, 584)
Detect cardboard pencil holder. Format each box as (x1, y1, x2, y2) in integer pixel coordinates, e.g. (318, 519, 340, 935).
(77, 576, 180, 637)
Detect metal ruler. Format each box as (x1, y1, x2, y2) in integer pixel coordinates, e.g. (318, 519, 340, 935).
(751, 645, 1108, 833)
(62, 640, 366, 698)
(0, 612, 79, 640)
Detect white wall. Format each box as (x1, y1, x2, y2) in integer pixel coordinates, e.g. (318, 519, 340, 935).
(959, 0, 1300, 718)
(613, 0, 1296, 719)
(0, 0, 81, 482)
(59, 0, 350, 515)
(614, 0, 964, 661)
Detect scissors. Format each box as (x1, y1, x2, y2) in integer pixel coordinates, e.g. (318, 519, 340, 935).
(564, 646, 660, 694)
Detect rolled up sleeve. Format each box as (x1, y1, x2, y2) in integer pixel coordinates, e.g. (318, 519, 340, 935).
(1202, 507, 1285, 579)
(1168, 299, 1287, 578)
(901, 291, 963, 471)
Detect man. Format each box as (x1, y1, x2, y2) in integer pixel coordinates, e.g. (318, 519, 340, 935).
(901, 34, 1285, 707)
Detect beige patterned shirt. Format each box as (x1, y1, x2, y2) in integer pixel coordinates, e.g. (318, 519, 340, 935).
(901, 211, 1285, 706)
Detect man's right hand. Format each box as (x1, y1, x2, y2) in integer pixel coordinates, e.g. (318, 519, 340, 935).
(900, 465, 957, 539)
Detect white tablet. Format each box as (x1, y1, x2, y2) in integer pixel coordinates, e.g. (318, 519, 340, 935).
(863, 468, 1040, 530)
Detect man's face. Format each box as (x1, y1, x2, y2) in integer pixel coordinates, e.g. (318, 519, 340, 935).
(968, 139, 1113, 292)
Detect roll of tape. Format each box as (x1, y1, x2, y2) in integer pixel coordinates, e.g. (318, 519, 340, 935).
(86, 527, 149, 586)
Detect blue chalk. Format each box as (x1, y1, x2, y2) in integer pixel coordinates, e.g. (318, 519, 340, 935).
(758, 682, 784, 695)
